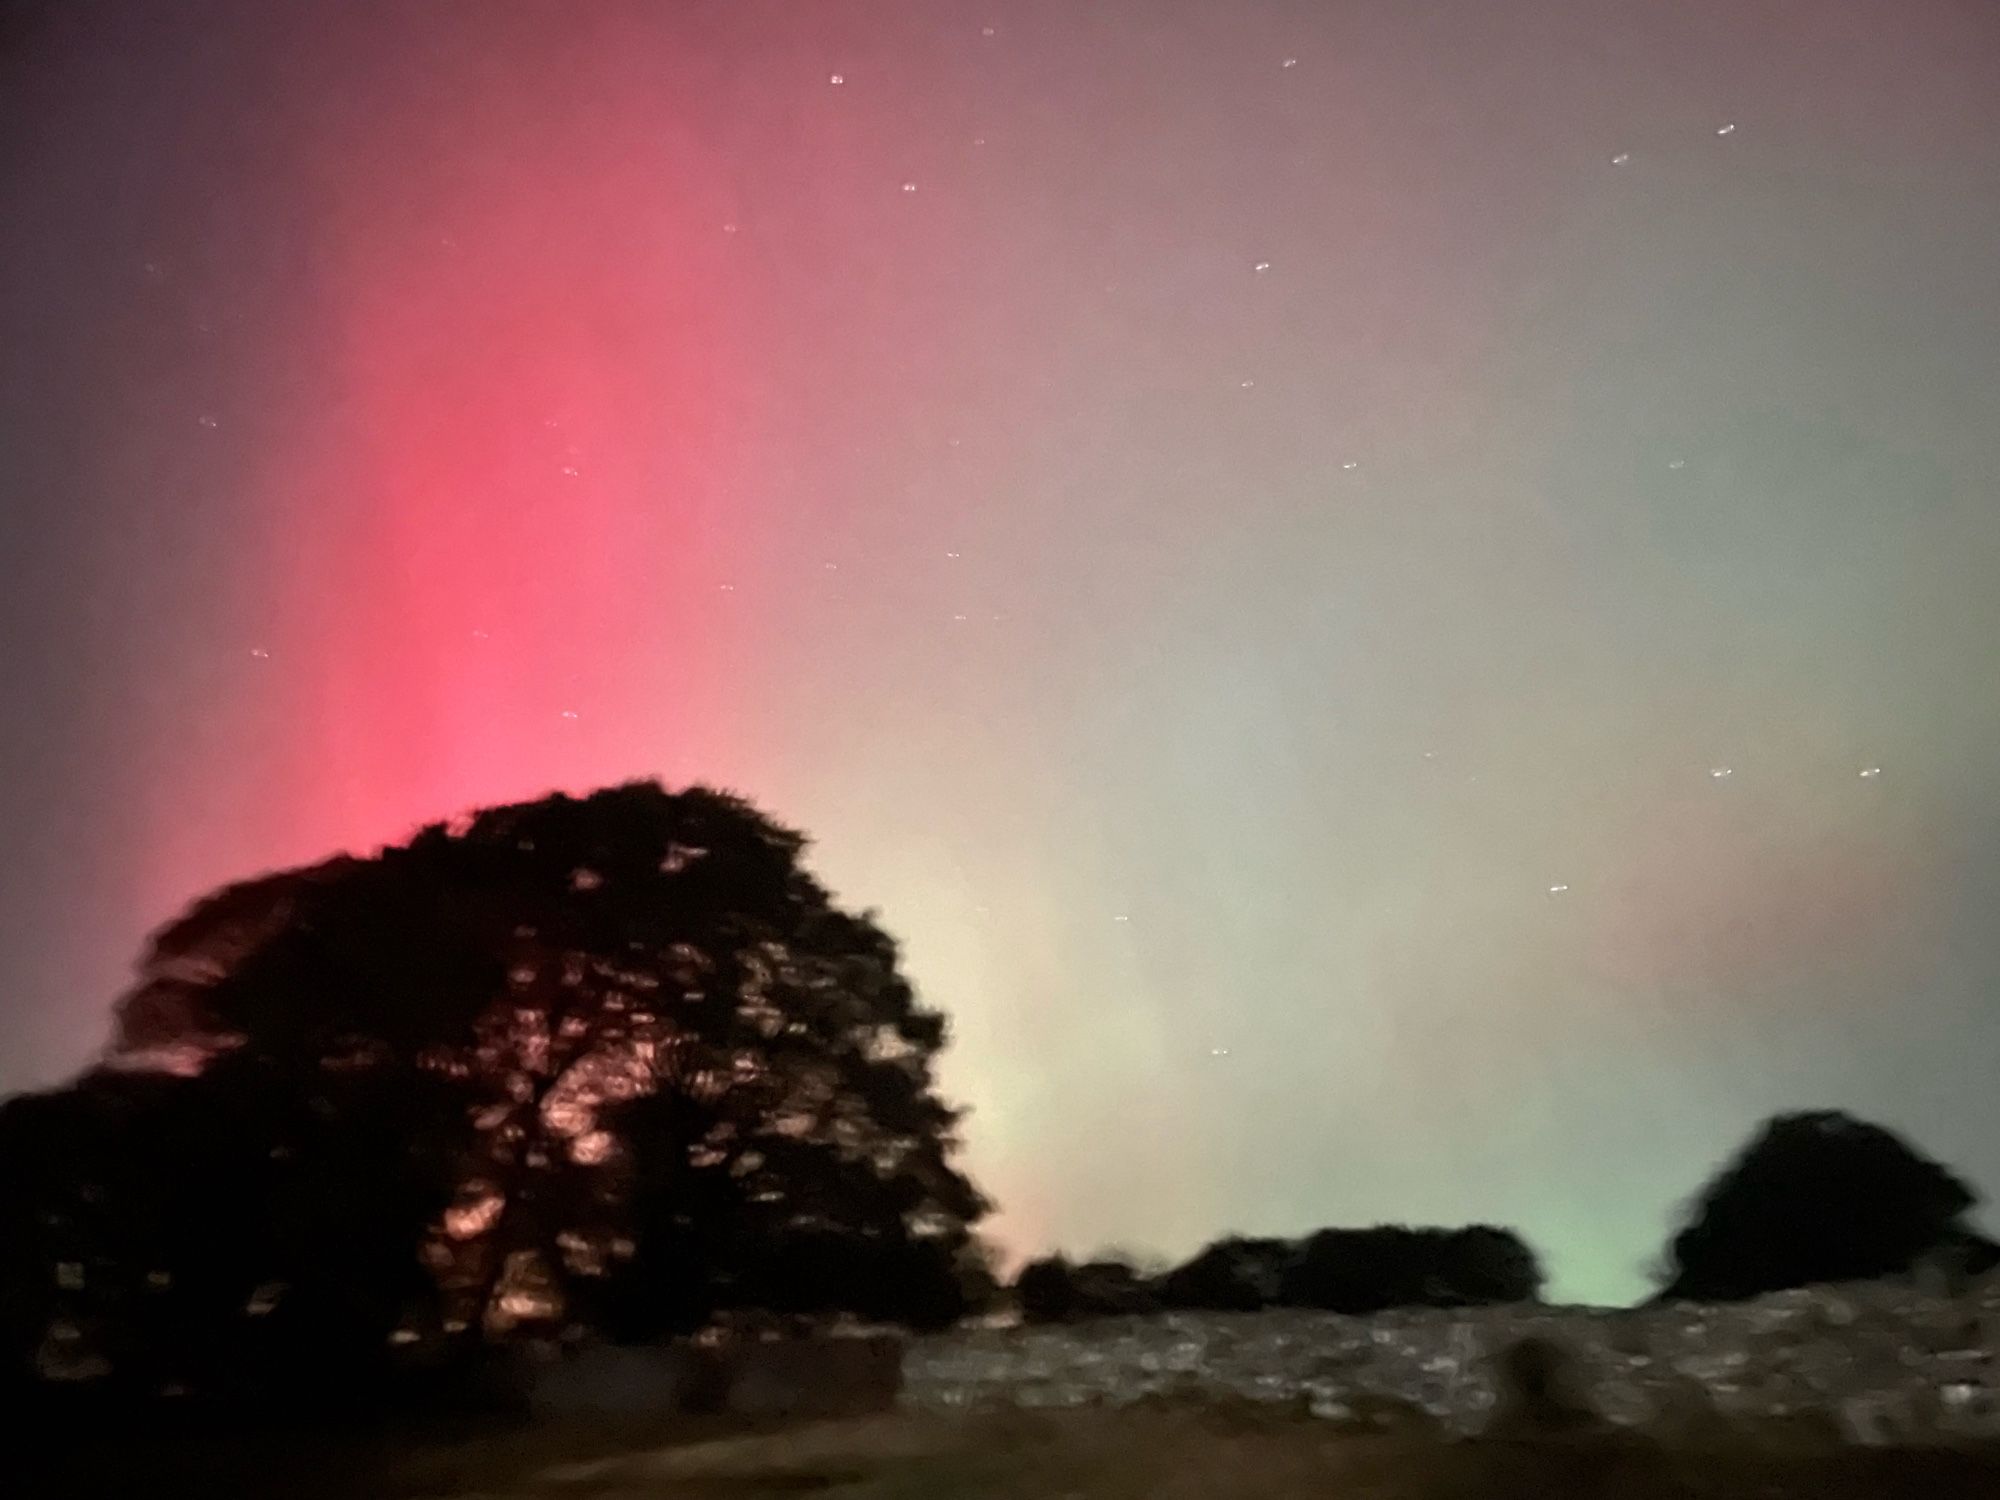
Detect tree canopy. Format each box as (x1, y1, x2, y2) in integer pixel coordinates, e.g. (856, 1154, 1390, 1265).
(1278, 1224, 1542, 1313)
(1016, 1225, 1543, 1323)
(1659, 1110, 1997, 1301)
(1157, 1236, 1294, 1312)
(2, 781, 987, 1395)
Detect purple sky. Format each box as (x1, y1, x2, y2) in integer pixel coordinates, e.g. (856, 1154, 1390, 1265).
(5, 1, 2000, 1302)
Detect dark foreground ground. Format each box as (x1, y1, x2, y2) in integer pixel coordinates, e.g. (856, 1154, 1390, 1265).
(22, 1405, 2000, 1500)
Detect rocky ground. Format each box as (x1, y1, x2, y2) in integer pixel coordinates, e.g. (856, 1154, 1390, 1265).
(904, 1281, 2000, 1445)
(28, 1285, 2000, 1497)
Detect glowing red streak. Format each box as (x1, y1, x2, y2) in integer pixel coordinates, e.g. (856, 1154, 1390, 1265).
(138, 24, 750, 909)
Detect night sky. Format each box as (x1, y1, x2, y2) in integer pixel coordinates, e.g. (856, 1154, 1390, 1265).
(5, 1, 2000, 1304)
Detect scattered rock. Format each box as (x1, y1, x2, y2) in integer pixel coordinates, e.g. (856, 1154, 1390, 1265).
(904, 1280, 2000, 1446)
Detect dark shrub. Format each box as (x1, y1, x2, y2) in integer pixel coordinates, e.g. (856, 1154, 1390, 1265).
(1159, 1236, 1295, 1311)
(1661, 1111, 1988, 1301)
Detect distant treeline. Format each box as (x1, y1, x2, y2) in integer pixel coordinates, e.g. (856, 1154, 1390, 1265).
(1011, 1111, 1999, 1323)
(1015, 1223, 1541, 1322)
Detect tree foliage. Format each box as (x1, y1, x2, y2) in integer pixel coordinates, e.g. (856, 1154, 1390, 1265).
(1011, 1254, 1162, 1323)
(0, 1059, 459, 1400)
(1012, 1255, 1081, 1323)
(1, 782, 986, 1394)
(1019, 1225, 1541, 1323)
(1280, 1225, 1541, 1313)
(1659, 1110, 1996, 1301)
(1156, 1236, 1293, 1312)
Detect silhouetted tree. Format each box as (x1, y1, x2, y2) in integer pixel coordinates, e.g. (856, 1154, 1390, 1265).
(1070, 1257, 1160, 1316)
(1283, 1227, 1409, 1313)
(1013, 1255, 1079, 1323)
(1013, 1225, 1542, 1323)
(951, 1238, 1004, 1321)
(0, 1057, 461, 1400)
(1659, 1110, 1994, 1301)
(1442, 1225, 1545, 1306)
(1281, 1224, 1542, 1313)
(5, 781, 984, 1394)
(1012, 1253, 1160, 1322)
(1158, 1236, 1294, 1311)
(599, 1084, 986, 1339)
